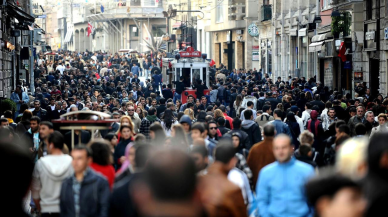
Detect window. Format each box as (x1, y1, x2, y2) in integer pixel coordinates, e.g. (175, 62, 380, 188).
(151, 25, 166, 37)
(263, 0, 269, 5)
(322, 0, 332, 10)
(130, 25, 138, 38)
(129, 0, 158, 7)
(216, 0, 224, 23)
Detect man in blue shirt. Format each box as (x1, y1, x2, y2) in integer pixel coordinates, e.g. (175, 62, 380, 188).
(131, 63, 140, 77)
(256, 134, 314, 217)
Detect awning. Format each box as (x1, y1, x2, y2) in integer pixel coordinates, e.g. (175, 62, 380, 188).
(299, 28, 307, 37)
(7, 3, 35, 23)
(290, 28, 298, 36)
(172, 22, 185, 30)
(312, 32, 332, 42)
(309, 41, 324, 52)
(64, 25, 74, 43)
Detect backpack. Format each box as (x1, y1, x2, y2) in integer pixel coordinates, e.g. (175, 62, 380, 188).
(260, 115, 270, 121)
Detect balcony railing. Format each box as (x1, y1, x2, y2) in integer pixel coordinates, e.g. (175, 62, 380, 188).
(261, 5, 272, 22)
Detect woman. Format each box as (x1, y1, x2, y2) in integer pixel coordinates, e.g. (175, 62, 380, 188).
(285, 112, 301, 149)
(370, 113, 388, 138)
(149, 122, 166, 146)
(234, 95, 243, 116)
(136, 107, 145, 119)
(16, 103, 29, 123)
(114, 125, 134, 170)
(196, 111, 207, 123)
(89, 139, 115, 189)
(171, 124, 189, 150)
(305, 91, 313, 102)
(115, 143, 135, 183)
(176, 100, 182, 112)
(104, 133, 118, 154)
(184, 108, 196, 122)
(161, 109, 178, 136)
(116, 115, 135, 141)
(194, 99, 201, 116)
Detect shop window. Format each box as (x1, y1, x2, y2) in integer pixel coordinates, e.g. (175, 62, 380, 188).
(151, 25, 166, 37)
(216, 0, 224, 23)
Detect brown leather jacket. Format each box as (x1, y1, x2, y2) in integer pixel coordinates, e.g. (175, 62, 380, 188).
(198, 162, 247, 217)
(247, 137, 276, 189)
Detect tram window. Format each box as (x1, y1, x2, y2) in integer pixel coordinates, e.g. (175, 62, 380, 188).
(193, 69, 201, 84)
(182, 68, 191, 87)
(202, 68, 207, 86)
(175, 68, 180, 82)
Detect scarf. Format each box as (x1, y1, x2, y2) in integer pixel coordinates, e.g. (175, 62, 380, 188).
(146, 115, 158, 122)
(6, 118, 13, 124)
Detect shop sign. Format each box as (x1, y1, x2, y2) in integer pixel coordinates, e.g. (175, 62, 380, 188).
(354, 72, 363, 81)
(344, 61, 351, 69)
(252, 45, 259, 50)
(252, 51, 259, 61)
(248, 23, 259, 37)
(179, 46, 201, 58)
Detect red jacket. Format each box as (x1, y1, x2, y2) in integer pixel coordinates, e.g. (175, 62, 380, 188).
(223, 113, 234, 130)
(90, 162, 115, 189)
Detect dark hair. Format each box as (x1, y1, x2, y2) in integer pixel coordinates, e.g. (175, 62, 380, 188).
(335, 135, 350, 147)
(3, 110, 13, 119)
(219, 105, 226, 112)
(305, 170, 360, 207)
(162, 109, 175, 130)
(72, 145, 92, 158)
(144, 149, 196, 201)
(30, 116, 41, 124)
(149, 122, 166, 145)
(89, 140, 112, 165)
(196, 111, 207, 123)
(274, 108, 282, 117)
(40, 121, 54, 129)
(217, 117, 226, 126)
(120, 125, 132, 132)
(215, 140, 236, 164)
(337, 125, 350, 135)
(335, 120, 346, 129)
(247, 101, 254, 107)
(48, 131, 64, 150)
(191, 145, 208, 158)
(263, 124, 275, 137)
(262, 105, 270, 113)
(191, 122, 206, 133)
(286, 112, 297, 122)
(299, 144, 311, 156)
(159, 98, 166, 104)
(305, 102, 312, 109)
(148, 107, 156, 115)
(0, 118, 8, 124)
(244, 109, 253, 120)
(104, 132, 117, 141)
(232, 117, 241, 129)
(355, 123, 366, 136)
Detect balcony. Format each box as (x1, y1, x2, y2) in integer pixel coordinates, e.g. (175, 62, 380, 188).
(261, 5, 272, 22)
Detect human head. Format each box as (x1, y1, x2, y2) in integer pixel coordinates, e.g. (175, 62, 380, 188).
(39, 121, 54, 140)
(214, 139, 238, 172)
(336, 137, 368, 180)
(71, 145, 92, 174)
(244, 109, 253, 120)
(0, 118, 8, 127)
(120, 125, 133, 140)
(179, 115, 192, 133)
(356, 106, 365, 119)
(299, 130, 314, 146)
(305, 170, 366, 217)
(368, 132, 388, 178)
(149, 122, 166, 144)
(190, 144, 209, 173)
(273, 134, 293, 163)
(48, 131, 64, 154)
(30, 116, 41, 133)
(231, 132, 241, 148)
(191, 123, 206, 140)
(88, 139, 112, 166)
(208, 121, 218, 138)
(263, 124, 275, 137)
(377, 113, 387, 126)
(364, 111, 374, 123)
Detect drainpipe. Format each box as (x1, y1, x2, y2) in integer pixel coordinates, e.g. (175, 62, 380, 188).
(119, 19, 123, 49)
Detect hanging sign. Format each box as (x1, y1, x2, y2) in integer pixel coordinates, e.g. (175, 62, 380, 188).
(179, 46, 201, 58)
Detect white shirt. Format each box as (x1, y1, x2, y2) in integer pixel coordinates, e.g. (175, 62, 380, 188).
(284, 115, 304, 133)
(55, 65, 65, 75)
(228, 168, 254, 205)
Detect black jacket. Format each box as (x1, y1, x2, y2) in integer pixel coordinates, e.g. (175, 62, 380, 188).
(310, 100, 325, 112)
(218, 126, 230, 136)
(175, 81, 185, 94)
(100, 122, 120, 138)
(364, 172, 388, 217)
(60, 169, 110, 217)
(265, 97, 280, 111)
(156, 105, 167, 119)
(162, 88, 173, 100)
(109, 173, 142, 217)
(241, 121, 262, 148)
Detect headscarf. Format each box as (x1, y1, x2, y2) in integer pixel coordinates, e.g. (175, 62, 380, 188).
(117, 142, 134, 174)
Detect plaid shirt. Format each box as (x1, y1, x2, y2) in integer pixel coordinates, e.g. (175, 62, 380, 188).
(139, 116, 161, 140)
(235, 153, 252, 180)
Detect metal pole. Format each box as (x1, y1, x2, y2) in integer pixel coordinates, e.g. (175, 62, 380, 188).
(30, 0, 34, 95)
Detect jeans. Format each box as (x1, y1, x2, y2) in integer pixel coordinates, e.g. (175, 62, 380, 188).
(145, 69, 150, 79)
(173, 92, 181, 104)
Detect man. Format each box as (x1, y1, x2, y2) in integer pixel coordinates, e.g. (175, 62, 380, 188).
(240, 101, 257, 121)
(55, 62, 65, 75)
(217, 82, 225, 104)
(11, 85, 30, 117)
(100, 113, 120, 138)
(140, 107, 161, 140)
(241, 110, 261, 149)
(207, 121, 219, 141)
(156, 98, 167, 119)
(191, 123, 216, 159)
(60, 146, 110, 217)
(217, 117, 230, 136)
(323, 108, 338, 131)
(285, 106, 304, 133)
(198, 96, 208, 111)
(32, 100, 48, 121)
(333, 100, 346, 120)
(132, 149, 206, 217)
(348, 106, 365, 136)
(38, 122, 54, 158)
(143, 58, 152, 79)
(247, 124, 277, 189)
(364, 111, 378, 135)
(32, 131, 73, 217)
(242, 91, 257, 109)
(255, 105, 274, 127)
(24, 116, 41, 161)
(0, 118, 8, 127)
(91, 90, 100, 102)
(305, 171, 366, 217)
(364, 133, 388, 217)
(127, 105, 141, 133)
(161, 84, 173, 100)
(180, 95, 195, 112)
(131, 63, 140, 77)
(219, 105, 233, 129)
(190, 144, 209, 175)
(198, 143, 248, 217)
(264, 92, 280, 111)
(109, 144, 153, 217)
(4, 110, 17, 129)
(225, 118, 250, 151)
(174, 76, 185, 104)
(270, 109, 293, 138)
(257, 134, 314, 217)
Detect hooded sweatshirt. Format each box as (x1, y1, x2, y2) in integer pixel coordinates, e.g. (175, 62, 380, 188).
(241, 120, 262, 148)
(32, 154, 73, 213)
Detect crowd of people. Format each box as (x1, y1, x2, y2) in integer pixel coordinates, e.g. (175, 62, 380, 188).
(1, 49, 388, 217)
